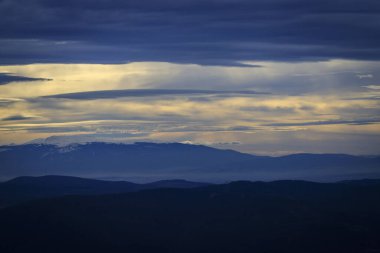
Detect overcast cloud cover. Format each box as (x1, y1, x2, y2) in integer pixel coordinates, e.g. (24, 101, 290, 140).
(0, 0, 379, 155)
(1, 0, 380, 65)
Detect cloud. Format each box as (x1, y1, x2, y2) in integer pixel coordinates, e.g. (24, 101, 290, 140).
(42, 89, 267, 100)
(363, 85, 380, 90)
(356, 74, 374, 79)
(0, 73, 52, 85)
(0, 98, 24, 106)
(26, 132, 150, 146)
(180, 140, 241, 146)
(0, 61, 379, 155)
(266, 118, 380, 127)
(240, 105, 296, 114)
(1, 114, 37, 121)
(343, 96, 380, 101)
(0, 0, 379, 65)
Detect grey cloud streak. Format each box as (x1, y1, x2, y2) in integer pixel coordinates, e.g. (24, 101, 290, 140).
(0, 72, 51, 85)
(266, 118, 380, 127)
(42, 89, 268, 100)
(1, 115, 37, 121)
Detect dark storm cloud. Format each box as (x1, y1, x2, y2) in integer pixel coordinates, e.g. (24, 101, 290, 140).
(0, 73, 51, 85)
(0, 0, 379, 65)
(42, 89, 266, 100)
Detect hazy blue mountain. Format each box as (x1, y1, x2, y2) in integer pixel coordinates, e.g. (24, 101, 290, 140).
(0, 175, 209, 208)
(0, 142, 379, 182)
(1, 179, 379, 253)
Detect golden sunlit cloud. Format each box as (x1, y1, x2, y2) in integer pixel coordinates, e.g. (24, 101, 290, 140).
(0, 60, 379, 155)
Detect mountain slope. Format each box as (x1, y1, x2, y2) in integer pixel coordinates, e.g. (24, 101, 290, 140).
(0, 180, 380, 253)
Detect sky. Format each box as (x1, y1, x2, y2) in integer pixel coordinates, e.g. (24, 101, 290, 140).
(0, 0, 380, 155)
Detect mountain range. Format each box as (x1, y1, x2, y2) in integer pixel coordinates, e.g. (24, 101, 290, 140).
(1, 142, 379, 182)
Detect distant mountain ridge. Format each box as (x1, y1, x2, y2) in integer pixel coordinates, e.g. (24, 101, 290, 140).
(0, 175, 210, 208)
(0, 142, 379, 182)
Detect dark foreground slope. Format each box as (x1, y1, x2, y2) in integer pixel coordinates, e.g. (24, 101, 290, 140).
(0, 175, 209, 208)
(1, 142, 379, 181)
(1, 180, 380, 253)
